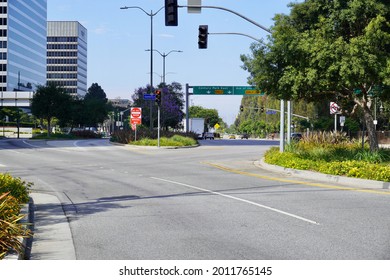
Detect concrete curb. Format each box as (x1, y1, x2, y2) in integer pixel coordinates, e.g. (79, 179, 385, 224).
(256, 158, 390, 190)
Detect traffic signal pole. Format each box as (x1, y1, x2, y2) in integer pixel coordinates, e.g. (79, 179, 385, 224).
(178, 5, 271, 33)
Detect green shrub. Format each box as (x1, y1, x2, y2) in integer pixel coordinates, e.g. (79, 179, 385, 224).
(132, 135, 197, 147)
(0, 192, 31, 259)
(0, 174, 31, 204)
(354, 150, 390, 163)
(111, 127, 198, 144)
(264, 145, 390, 182)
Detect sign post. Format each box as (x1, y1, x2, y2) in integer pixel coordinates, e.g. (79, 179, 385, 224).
(330, 102, 340, 131)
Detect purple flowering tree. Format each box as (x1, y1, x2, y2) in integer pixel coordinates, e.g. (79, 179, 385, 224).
(131, 82, 184, 130)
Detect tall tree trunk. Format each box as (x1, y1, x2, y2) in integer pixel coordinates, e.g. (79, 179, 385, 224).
(47, 118, 51, 137)
(363, 106, 378, 152)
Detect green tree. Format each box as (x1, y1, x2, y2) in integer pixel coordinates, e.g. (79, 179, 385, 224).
(189, 105, 222, 129)
(56, 97, 84, 132)
(241, 0, 390, 151)
(85, 83, 108, 102)
(83, 83, 111, 128)
(31, 84, 72, 137)
(160, 82, 185, 130)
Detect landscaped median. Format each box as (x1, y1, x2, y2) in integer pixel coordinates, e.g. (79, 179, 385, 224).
(264, 132, 390, 182)
(132, 135, 198, 147)
(111, 127, 199, 148)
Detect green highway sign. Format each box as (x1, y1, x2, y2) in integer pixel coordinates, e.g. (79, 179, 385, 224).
(192, 86, 264, 95)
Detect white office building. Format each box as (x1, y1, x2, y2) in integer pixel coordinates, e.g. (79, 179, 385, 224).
(47, 21, 87, 96)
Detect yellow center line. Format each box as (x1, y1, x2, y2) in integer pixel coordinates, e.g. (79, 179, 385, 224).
(202, 161, 390, 196)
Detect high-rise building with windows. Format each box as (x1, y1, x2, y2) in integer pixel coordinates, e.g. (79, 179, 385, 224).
(0, 0, 47, 92)
(47, 21, 87, 96)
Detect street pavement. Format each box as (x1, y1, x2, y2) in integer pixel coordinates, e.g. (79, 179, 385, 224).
(1, 138, 389, 260)
(24, 154, 389, 260)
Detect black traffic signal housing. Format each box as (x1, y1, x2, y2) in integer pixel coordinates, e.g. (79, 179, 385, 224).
(155, 89, 162, 106)
(165, 0, 178, 26)
(240, 105, 244, 112)
(260, 106, 264, 113)
(198, 25, 208, 49)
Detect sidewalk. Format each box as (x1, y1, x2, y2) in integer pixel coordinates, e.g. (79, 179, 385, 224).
(28, 193, 76, 260)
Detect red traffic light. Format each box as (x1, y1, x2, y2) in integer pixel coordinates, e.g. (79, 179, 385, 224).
(155, 89, 162, 105)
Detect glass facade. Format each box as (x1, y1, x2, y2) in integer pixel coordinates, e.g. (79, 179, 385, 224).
(0, 0, 47, 92)
(47, 21, 87, 96)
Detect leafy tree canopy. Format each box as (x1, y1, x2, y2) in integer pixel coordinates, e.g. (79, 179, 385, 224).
(85, 83, 108, 102)
(189, 105, 222, 128)
(31, 83, 73, 136)
(241, 0, 390, 151)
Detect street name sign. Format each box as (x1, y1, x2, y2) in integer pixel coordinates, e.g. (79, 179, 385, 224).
(143, 94, 156, 101)
(193, 86, 263, 95)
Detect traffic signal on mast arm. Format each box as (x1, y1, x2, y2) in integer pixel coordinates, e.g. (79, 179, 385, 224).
(155, 89, 162, 106)
(198, 25, 208, 49)
(240, 105, 244, 112)
(165, 0, 178, 26)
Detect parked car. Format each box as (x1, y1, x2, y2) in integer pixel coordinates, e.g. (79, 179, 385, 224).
(240, 133, 249, 139)
(228, 134, 236, 139)
(291, 133, 303, 141)
(203, 132, 214, 140)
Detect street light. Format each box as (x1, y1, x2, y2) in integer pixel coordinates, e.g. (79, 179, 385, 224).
(120, 6, 164, 129)
(147, 72, 177, 83)
(145, 49, 182, 84)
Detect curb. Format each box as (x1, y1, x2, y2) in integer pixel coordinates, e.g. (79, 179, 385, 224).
(256, 158, 390, 190)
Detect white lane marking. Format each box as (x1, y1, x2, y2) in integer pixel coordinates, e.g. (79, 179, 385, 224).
(0, 163, 6, 167)
(23, 140, 41, 148)
(151, 177, 320, 225)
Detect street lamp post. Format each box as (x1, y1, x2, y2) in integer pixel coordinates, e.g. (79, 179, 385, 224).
(145, 49, 182, 148)
(120, 6, 164, 129)
(145, 49, 183, 84)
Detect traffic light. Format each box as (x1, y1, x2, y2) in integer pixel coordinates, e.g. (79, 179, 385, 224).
(165, 0, 178, 26)
(155, 89, 162, 106)
(240, 105, 244, 112)
(198, 25, 208, 49)
(260, 106, 264, 113)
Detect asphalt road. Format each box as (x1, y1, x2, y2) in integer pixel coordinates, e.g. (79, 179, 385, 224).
(1, 138, 389, 259)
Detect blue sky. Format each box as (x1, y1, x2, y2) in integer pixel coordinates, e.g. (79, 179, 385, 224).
(48, 0, 296, 125)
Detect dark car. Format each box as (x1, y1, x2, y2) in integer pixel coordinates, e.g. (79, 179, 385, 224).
(203, 132, 214, 140)
(240, 133, 249, 139)
(291, 133, 303, 141)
